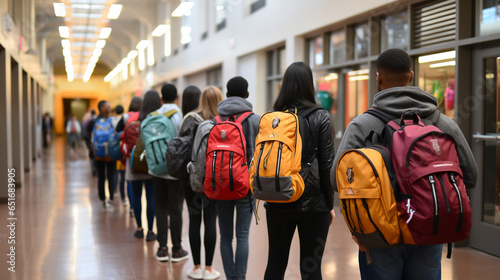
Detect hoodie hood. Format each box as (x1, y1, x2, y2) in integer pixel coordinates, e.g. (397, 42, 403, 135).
(217, 96, 253, 116)
(372, 86, 438, 118)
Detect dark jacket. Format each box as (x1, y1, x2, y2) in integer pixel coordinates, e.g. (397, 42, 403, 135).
(332, 86, 478, 190)
(217, 97, 261, 163)
(265, 105, 335, 213)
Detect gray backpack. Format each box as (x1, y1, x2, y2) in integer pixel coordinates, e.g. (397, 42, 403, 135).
(187, 120, 214, 192)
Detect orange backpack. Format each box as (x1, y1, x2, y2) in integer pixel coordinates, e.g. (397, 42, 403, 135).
(337, 145, 415, 248)
(249, 107, 317, 203)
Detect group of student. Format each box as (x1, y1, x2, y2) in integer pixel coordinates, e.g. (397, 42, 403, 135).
(85, 48, 477, 280)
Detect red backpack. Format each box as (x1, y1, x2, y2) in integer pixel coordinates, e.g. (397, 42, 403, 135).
(120, 112, 141, 158)
(204, 112, 253, 200)
(368, 109, 472, 255)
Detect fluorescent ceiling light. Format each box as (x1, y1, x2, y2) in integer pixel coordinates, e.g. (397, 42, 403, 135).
(63, 48, 71, 57)
(136, 40, 151, 50)
(347, 69, 369, 76)
(107, 4, 123, 19)
(59, 26, 70, 38)
(325, 73, 339, 81)
(72, 13, 102, 18)
(349, 75, 369, 81)
(429, 61, 456, 68)
(127, 50, 138, 59)
(99, 27, 112, 39)
(93, 48, 102, 57)
(418, 51, 456, 63)
(121, 57, 131, 65)
(53, 3, 66, 17)
(90, 56, 99, 64)
(96, 40, 106, 49)
(61, 39, 71, 49)
(152, 24, 170, 37)
(172, 1, 194, 17)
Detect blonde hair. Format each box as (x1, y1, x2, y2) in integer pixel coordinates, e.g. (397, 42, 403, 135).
(197, 86, 223, 120)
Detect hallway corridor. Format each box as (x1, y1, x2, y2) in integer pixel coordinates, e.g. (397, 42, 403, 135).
(0, 137, 499, 280)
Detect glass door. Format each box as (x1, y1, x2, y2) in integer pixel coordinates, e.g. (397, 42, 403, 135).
(470, 45, 500, 257)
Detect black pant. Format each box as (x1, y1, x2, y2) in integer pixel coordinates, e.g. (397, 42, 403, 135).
(264, 210, 330, 280)
(152, 177, 184, 250)
(95, 160, 116, 202)
(184, 180, 217, 266)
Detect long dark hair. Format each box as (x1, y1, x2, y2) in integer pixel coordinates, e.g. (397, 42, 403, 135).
(139, 90, 162, 121)
(181, 86, 201, 115)
(273, 62, 317, 111)
(128, 97, 143, 112)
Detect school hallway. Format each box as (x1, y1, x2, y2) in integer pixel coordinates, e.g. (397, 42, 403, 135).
(0, 136, 499, 280)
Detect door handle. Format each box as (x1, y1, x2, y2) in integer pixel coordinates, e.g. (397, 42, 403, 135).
(473, 133, 500, 142)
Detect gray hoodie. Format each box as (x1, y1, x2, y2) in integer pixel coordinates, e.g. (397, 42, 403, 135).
(332, 86, 478, 190)
(217, 96, 260, 162)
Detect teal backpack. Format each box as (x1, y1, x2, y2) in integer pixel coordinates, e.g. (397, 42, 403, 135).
(140, 109, 179, 175)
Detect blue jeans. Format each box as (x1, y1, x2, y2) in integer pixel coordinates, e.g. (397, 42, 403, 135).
(114, 169, 126, 201)
(216, 193, 255, 280)
(131, 179, 155, 231)
(359, 243, 443, 280)
(127, 181, 133, 209)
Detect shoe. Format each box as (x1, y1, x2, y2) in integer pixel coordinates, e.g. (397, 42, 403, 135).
(171, 248, 189, 262)
(123, 199, 129, 207)
(134, 230, 144, 239)
(156, 247, 169, 262)
(187, 268, 203, 279)
(203, 268, 220, 280)
(145, 231, 157, 242)
(129, 209, 134, 217)
(103, 201, 114, 211)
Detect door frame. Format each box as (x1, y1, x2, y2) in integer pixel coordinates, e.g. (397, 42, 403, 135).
(469, 42, 500, 258)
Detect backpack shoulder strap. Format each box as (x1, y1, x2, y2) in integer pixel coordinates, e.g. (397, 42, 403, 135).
(164, 109, 179, 118)
(235, 111, 253, 124)
(365, 108, 401, 130)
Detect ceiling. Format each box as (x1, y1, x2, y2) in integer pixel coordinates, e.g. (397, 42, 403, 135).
(35, 0, 163, 80)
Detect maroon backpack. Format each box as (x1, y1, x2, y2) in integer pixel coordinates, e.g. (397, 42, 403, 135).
(204, 112, 252, 200)
(367, 109, 472, 253)
(120, 112, 141, 158)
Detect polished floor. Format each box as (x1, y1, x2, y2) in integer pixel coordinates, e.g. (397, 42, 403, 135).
(0, 137, 499, 280)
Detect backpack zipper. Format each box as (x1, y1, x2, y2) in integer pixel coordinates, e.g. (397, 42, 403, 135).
(263, 142, 274, 170)
(354, 201, 364, 235)
(437, 174, 450, 213)
(229, 151, 234, 191)
(362, 198, 390, 245)
(212, 151, 217, 190)
(449, 173, 464, 232)
(275, 142, 283, 192)
(256, 143, 265, 190)
(220, 151, 224, 183)
(342, 200, 355, 231)
(428, 175, 439, 234)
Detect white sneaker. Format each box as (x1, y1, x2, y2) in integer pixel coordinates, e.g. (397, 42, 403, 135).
(122, 199, 129, 207)
(203, 269, 220, 280)
(187, 268, 203, 279)
(103, 200, 114, 211)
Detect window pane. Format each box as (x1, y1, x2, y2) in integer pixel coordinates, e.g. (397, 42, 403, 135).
(316, 71, 339, 114)
(216, 0, 227, 30)
(381, 11, 408, 51)
(354, 23, 369, 59)
(345, 69, 369, 128)
(251, 0, 266, 13)
(417, 51, 456, 118)
(330, 30, 346, 64)
(310, 36, 324, 67)
(278, 48, 287, 74)
(477, 0, 500, 36)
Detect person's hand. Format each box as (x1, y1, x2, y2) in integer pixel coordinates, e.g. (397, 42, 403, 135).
(352, 236, 367, 252)
(329, 209, 335, 225)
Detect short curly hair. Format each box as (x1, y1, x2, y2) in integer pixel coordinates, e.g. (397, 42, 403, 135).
(376, 48, 412, 73)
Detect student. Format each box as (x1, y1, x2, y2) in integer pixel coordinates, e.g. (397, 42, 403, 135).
(66, 115, 81, 159)
(263, 62, 335, 280)
(215, 77, 260, 280)
(111, 105, 126, 201)
(332, 48, 478, 280)
(42, 112, 53, 148)
(180, 86, 223, 279)
(144, 84, 188, 262)
(88, 100, 117, 210)
(117, 97, 156, 240)
(83, 109, 97, 176)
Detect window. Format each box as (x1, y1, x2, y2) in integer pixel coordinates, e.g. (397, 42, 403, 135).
(330, 30, 346, 64)
(354, 23, 369, 59)
(381, 11, 409, 51)
(316, 71, 339, 115)
(181, 15, 192, 44)
(309, 36, 324, 68)
(251, 0, 266, 13)
(345, 68, 369, 128)
(216, 0, 227, 31)
(207, 67, 223, 90)
(476, 0, 500, 36)
(417, 50, 456, 118)
(266, 47, 286, 110)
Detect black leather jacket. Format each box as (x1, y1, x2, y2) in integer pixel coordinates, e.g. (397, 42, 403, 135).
(265, 105, 335, 213)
